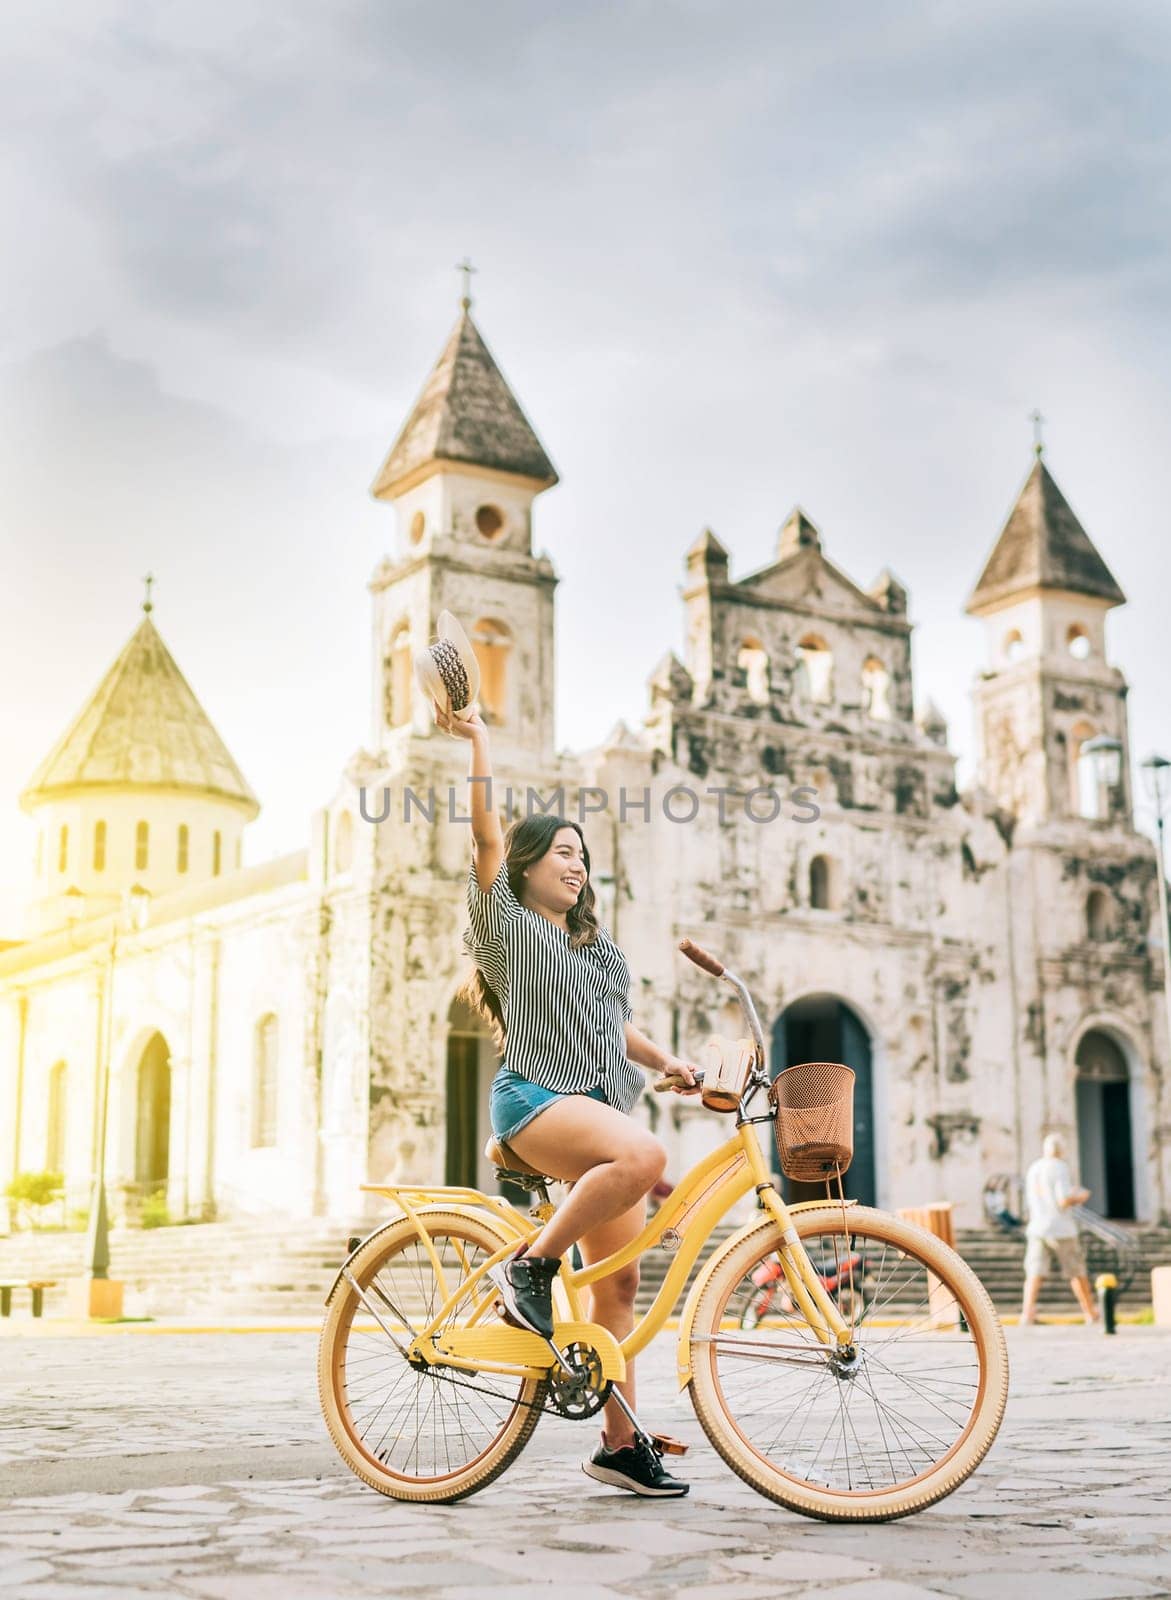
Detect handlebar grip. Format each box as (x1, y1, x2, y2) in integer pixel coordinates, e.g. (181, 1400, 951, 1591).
(654, 1068, 705, 1093)
(678, 937, 725, 977)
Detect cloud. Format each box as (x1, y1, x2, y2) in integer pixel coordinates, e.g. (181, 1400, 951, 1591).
(1, 0, 1169, 935)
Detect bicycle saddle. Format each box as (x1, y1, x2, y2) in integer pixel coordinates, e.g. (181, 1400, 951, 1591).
(483, 1135, 553, 1180)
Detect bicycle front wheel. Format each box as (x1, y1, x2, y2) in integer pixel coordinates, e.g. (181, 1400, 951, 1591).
(318, 1208, 547, 1502)
(688, 1205, 1008, 1521)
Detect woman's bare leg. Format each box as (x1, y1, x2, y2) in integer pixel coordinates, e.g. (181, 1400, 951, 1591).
(575, 1197, 647, 1447)
(505, 1096, 666, 1260)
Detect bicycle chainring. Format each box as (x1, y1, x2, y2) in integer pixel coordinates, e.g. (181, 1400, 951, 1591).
(547, 1342, 610, 1419)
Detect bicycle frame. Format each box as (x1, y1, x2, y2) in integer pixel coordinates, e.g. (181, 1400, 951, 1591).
(355, 1118, 853, 1389)
(344, 942, 854, 1390)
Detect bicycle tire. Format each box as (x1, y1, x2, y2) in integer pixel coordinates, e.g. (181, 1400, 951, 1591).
(688, 1205, 1008, 1521)
(318, 1208, 547, 1502)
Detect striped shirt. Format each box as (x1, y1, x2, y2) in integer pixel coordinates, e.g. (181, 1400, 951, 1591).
(462, 858, 645, 1114)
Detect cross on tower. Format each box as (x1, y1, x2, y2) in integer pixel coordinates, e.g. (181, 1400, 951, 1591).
(1029, 408, 1046, 458)
(142, 571, 155, 614)
(455, 256, 477, 310)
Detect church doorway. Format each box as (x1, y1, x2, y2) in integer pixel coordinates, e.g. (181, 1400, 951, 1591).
(445, 999, 512, 1198)
(771, 996, 876, 1207)
(134, 1031, 172, 1191)
(1075, 1030, 1135, 1220)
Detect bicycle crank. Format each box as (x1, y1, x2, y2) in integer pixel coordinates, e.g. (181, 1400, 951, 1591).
(546, 1341, 610, 1419)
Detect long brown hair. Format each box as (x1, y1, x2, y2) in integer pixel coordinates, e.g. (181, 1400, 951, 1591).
(456, 814, 600, 1052)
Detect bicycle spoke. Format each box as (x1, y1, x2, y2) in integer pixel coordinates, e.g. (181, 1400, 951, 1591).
(338, 1227, 537, 1480)
(701, 1223, 987, 1494)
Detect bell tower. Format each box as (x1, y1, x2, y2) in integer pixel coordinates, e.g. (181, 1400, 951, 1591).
(966, 450, 1131, 828)
(367, 283, 560, 766)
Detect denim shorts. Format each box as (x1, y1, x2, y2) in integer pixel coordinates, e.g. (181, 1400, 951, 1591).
(490, 1067, 609, 1144)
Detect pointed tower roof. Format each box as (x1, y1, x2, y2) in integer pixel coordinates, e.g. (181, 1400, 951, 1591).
(21, 611, 259, 814)
(686, 527, 729, 560)
(966, 458, 1126, 615)
(371, 309, 558, 499)
(777, 506, 822, 560)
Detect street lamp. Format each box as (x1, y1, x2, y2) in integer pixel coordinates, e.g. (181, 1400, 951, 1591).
(1081, 734, 1123, 820)
(1141, 755, 1171, 1099)
(77, 882, 151, 1318)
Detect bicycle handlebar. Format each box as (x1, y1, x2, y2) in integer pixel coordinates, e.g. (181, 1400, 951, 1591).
(653, 1068, 705, 1094)
(678, 937, 725, 977)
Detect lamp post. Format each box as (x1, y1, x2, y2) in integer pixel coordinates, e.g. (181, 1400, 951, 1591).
(1140, 755, 1171, 1096)
(73, 882, 151, 1318)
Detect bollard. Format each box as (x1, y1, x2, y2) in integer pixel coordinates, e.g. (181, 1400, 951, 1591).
(1095, 1272, 1117, 1334)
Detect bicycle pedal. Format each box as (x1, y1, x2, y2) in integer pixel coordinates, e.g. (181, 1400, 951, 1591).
(649, 1431, 689, 1457)
(492, 1297, 523, 1329)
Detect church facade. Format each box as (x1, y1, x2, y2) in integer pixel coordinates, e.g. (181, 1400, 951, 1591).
(2, 304, 1167, 1232)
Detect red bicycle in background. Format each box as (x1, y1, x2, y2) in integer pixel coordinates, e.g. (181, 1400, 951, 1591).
(737, 1244, 871, 1329)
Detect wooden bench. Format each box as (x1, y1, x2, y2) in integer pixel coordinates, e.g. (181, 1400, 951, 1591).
(0, 1279, 57, 1318)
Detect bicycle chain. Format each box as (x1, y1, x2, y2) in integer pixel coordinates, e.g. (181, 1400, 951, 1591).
(416, 1358, 562, 1417)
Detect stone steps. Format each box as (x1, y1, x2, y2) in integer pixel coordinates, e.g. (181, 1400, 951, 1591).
(4, 1213, 1166, 1321)
(0, 1218, 363, 1319)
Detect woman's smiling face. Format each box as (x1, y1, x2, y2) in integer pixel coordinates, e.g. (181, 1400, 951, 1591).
(521, 825, 587, 916)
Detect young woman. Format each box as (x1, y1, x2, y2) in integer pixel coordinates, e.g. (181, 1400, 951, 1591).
(447, 705, 702, 1498)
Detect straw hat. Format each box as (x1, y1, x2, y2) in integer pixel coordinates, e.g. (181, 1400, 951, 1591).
(413, 610, 481, 724)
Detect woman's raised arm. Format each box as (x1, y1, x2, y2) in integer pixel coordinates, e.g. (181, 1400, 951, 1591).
(439, 706, 503, 890)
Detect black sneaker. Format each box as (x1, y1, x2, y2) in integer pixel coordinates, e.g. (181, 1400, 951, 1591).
(487, 1250, 560, 1340)
(582, 1435, 690, 1498)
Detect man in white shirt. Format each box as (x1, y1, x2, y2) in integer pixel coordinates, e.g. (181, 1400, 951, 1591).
(1020, 1133, 1098, 1325)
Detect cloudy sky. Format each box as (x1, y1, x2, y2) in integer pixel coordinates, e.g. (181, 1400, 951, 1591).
(2, 1, 1169, 935)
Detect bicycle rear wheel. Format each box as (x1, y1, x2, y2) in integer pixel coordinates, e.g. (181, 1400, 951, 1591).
(688, 1205, 1008, 1520)
(318, 1208, 547, 1502)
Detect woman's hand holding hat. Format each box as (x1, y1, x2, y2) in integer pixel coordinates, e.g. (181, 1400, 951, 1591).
(414, 609, 482, 734)
(435, 704, 486, 740)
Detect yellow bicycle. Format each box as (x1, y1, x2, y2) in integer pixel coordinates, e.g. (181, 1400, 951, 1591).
(318, 939, 1008, 1520)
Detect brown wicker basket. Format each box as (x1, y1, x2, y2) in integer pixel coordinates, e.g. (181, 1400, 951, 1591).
(768, 1061, 855, 1181)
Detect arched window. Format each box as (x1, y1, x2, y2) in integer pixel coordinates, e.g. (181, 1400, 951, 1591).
(212, 830, 222, 877)
(861, 657, 891, 720)
(1071, 723, 1107, 820)
(1004, 629, 1025, 663)
(1086, 889, 1112, 942)
(135, 820, 149, 870)
(251, 1014, 279, 1148)
(809, 853, 842, 910)
(795, 636, 834, 705)
(472, 617, 513, 723)
(57, 825, 69, 874)
(93, 820, 107, 872)
(1067, 624, 1091, 660)
(46, 1061, 67, 1173)
(385, 621, 413, 728)
(736, 637, 770, 705)
(334, 811, 354, 874)
(177, 824, 189, 873)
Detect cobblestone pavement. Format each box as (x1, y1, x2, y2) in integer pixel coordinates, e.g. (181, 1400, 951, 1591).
(0, 1324, 1168, 1599)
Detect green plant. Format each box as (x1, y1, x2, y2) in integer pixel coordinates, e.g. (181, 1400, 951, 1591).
(5, 1170, 63, 1207)
(5, 1169, 63, 1209)
(140, 1190, 171, 1229)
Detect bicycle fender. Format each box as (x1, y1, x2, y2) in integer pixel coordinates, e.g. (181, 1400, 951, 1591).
(322, 1204, 516, 1307)
(324, 1217, 408, 1308)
